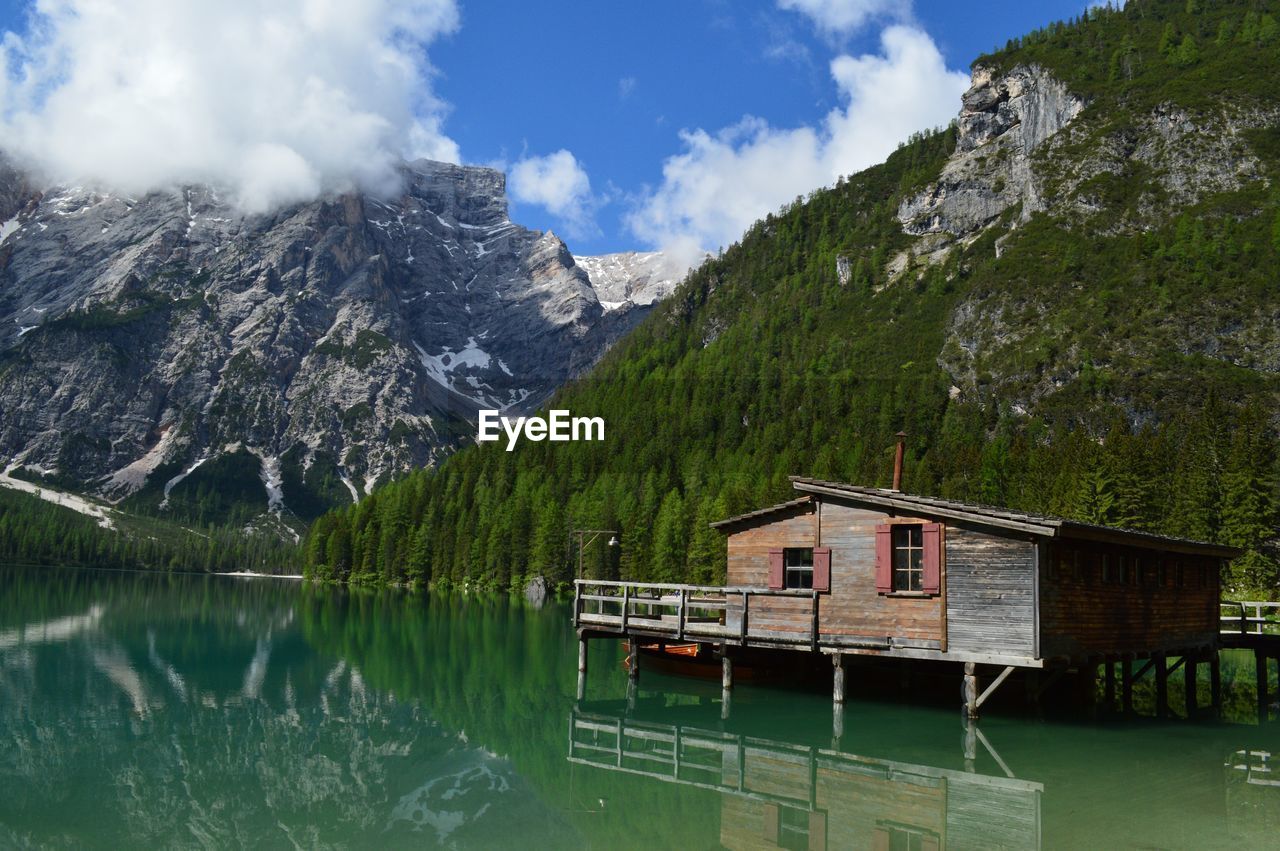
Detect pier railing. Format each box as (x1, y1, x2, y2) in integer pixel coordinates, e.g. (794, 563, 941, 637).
(1219, 602, 1280, 637)
(573, 579, 830, 650)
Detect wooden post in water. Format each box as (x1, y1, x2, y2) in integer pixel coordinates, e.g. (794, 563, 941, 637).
(722, 654, 734, 691)
(832, 654, 845, 705)
(832, 702, 844, 743)
(963, 717, 977, 772)
(1184, 654, 1197, 719)
(963, 662, 979, 720)
(628, 640, 640, 682)
(1155, 653, 1169, 720)
(576, 637, 589, 702)
(1122, 656, 1134, 719)
(1210, 652, 1222, 720)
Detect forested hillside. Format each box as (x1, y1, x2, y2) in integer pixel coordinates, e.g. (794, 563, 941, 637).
(0, 488, 296, 573)
(304, 0, 1280, 599)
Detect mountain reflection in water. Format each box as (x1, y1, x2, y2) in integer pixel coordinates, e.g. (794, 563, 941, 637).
(0, 565, 1276, 849)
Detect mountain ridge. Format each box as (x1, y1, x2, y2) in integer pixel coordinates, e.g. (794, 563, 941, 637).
(0, 156, 669, 525)
(301, 0, 1280, 596)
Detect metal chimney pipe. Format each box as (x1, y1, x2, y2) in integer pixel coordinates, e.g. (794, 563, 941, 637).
(892, 432, 906, 492)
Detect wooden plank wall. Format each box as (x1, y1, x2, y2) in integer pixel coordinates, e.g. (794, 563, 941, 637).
(816, 502, 943, 646)
(725, 505, 816, 587)
(945, 526, 1037, 658)
(1039, 542, 1220, 659)
(725, 505, 817, 635)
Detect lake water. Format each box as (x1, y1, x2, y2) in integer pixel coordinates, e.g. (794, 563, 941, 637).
(0, 565, 1276, 849)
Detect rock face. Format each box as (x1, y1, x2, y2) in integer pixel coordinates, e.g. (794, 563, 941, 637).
(898, 62, 1280, 413)
(0, 158, 668, 513)
(898, 64, 1085, 244)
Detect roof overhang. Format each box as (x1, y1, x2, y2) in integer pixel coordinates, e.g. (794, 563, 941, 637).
(790, 477, 1242, 559)
(710, 496, 813, 530)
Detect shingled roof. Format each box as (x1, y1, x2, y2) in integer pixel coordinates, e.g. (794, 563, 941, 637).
(777, 476, 1240, 559)
(709, 496, 813, 529)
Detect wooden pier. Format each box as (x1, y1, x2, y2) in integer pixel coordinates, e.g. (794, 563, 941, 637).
(576, 580, 1280, 724)
(1220, 602, 1280, 725)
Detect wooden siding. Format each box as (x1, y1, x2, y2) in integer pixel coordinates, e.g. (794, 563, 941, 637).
(722, 492, 1222, 664)
(1039, 543, 1221, 659)
(816, 502, 943, 646)
(725, 505, 817, 636)
(945, 527, 1036, 658)
(724, 500, 945, 648)
(725, 505, 817, 587)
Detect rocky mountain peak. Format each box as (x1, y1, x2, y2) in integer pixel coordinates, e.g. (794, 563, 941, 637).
(0, 157, 675, 521)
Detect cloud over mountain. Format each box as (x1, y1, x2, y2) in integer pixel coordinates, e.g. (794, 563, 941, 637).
(0, 0, 461, 212)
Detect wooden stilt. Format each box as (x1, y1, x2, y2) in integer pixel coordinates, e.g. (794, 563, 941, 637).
(1210, 652, 1222, 720)
(963, 717, 977, 772)
(721, 688, 732, 721)
(832, 703, 844, 742)
(1104, 658, 1116, 715)
(722, 654, 734, 692)
(963, 662, 979, 720)
(1122, 656, 1134, 719)
(576, 637, 588, 702)
(833, 654, 845, 705)
(1183, 654, 1197, 720)
(1156, 653, 1168, 720)
(1258, 651, 1269, 725)
(628, 640, 640, 681)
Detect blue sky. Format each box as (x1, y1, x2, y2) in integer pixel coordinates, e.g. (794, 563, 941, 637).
(0, 1, 1094, 258)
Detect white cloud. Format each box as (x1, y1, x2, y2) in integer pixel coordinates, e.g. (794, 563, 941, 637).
(627, 25, 967, 257)
(778, 0, 903, 38)
(618, 76, 637, 99)
(0, 0, 461, 213)
(508, 149, 598, 240)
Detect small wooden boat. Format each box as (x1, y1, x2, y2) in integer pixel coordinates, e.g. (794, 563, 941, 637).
(623, 640, 767, 681)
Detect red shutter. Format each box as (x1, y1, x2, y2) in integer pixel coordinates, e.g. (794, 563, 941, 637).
(875, 525, 892, 593)
(767, 548, 784, 589)
(813, 547, 831, 592)
(922, 523, 942, 595)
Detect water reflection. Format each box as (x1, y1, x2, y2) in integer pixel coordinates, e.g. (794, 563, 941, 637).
(0, 567, 577, 849)
(569, 708, 1042, 850)
(0, 565, 1278, 849)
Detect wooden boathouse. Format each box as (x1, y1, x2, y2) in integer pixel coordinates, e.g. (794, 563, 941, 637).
(574, 473, 1254, 719)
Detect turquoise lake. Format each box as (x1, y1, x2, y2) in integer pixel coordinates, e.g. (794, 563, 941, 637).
(0, 565, 1276, 849)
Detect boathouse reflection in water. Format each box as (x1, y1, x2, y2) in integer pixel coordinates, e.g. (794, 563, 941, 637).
(569, 707, 1041, 850)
